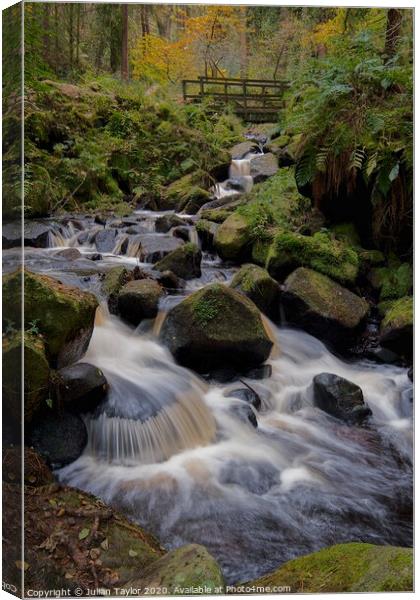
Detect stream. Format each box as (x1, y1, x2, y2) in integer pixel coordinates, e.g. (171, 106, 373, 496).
(5, 150, 413, 584)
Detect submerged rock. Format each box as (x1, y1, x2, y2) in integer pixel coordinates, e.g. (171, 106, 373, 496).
(3, 332, 50, 424)
(160, 283, 273, 373)
(118, 279, 164, 325)
(379, 296, 413, 360)
(245, 543, 413, 593)
(312, 373, 371, 424)
(215, 213, 252, 262)
(3, 269, 98, 368)
(227, 387, 262, 410)
(57, 362, 108, 413)
(231, 263, 280, 319)
(124, 544, 225, 595)
(155, 243, 202, 280)
(282, 268, 369, 349)
(29, 411, 88, 468)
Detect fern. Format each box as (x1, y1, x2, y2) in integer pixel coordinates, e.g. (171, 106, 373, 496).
(296, 150, 317, 187)
(348, 147, 366, 171)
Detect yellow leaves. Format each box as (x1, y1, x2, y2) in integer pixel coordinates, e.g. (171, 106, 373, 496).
(132, 34, 196, 84)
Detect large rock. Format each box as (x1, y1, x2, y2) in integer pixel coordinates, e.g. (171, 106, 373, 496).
(312, 373, 371, 424)
(28, 410, 88, 468)
(2, 220, 51, 249)
(56, 362, 108, 413)
(249, 153, 278, 182)
(124, 544, 225, 595)
(230, 263, 280, 319)
(214, 213, 252, 262)
(3, 332, 50, 424)
(155, 243, 202, 280)
(266, 231, 360, 286)
(245, 543, 413, 593)
(160, 283, 273, 372)
(118, 279, 164, 325)
(282, 268, 369, 349)
(138, 234, 183, 263)
(155, 214, 185, 233)
(380, 296, 413, 360)
(3, 270, 98, 368)
(94, 228, 118, 253)
(160, 173, 210, 213)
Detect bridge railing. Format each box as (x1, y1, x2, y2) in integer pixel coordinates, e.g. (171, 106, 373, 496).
(182, 76, 288, 121)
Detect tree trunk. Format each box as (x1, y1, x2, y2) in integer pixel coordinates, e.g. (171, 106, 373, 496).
(239, 6, 248, 78)
(140, 5, 150, 36)
(384, 9, 402, 60)
(43, 4, 50, 64)
(76, 4, 81, 67)
(121, 4, 129, 80)
(68, 4, 74, 72)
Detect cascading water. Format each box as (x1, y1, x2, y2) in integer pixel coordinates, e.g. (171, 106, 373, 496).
(213, 150, 261, 199)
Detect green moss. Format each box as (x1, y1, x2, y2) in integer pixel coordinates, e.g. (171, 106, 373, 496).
(214, 213, 253, 262)
(245, 543, 413, 593)
(101, 266, 129, 297)
(371, 263, 412, 301)
(193, 296, 223, 326)
(161, 172, 209, 212)
(330, 222, 361, 247)
(381, 296, 413, 330)
(266, 230, 359, 285)
(200, 207, 236, 223)
(231, 264, 280, 318)
(155, 243, 201, 280)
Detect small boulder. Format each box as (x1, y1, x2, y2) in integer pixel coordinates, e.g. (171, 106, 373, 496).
(172, 225, 191, 242)
(196, 219, 218, 251)
(3, 269, 98, 368)
(249, 152, 278, 182)
(137, 234, 183, 263)
(313, 373, 371, 424)
(55, 248, 82, 261)
(155, 214, 185, 233)
(155, 243, 202, 280)
(214, 213, 252, 262)
(28, 411, 88, 468)
(226, 387, 262, 410)
(118, 279, 164, 325)
(160, 283, 273, 372)
(380, 296, 413, 360)
(282, 268, 369, 349)
(94, 229, 118, 253)
(3, 220, 51, 249)
(124, 544, 224, 595)
(230, 141, 260, 159)
(231, 263, 280, 319)
(56, 362, 108, 413)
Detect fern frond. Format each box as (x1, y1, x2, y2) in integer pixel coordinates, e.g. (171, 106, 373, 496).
(348, 147, 366, 171)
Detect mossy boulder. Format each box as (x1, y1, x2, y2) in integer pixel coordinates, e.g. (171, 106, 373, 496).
(380, 296, 413, 360)
(196, 219, 218, 251)
(118, 279, 164, 325)
(160, 283, 273, 373)
(125, 544, 225, 595)
(101, 265, 130, 297)
(160, 173, 210, 213)
(266, 231, 359, 286)
(3, 332, 50, 424)
(244, 543, 413, 593)
(369, 263, 413, 301)
(200, 207, 236, 223)
(3, 270, 98, 368)
(155, 243, 202, 280)
(282, 268, 369, 349)
(214, 213, 253, 262)
(230, 264, 280, 320)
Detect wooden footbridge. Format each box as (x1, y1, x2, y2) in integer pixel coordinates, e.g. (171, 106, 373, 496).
(182, 76, 288, 122)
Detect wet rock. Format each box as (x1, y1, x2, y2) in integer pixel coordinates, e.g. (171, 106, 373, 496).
(155, 243, 202, 280)
(230, 141, 260, 159)
(3, 220, 51, 249)
(214, 213, 252, 262)
(94, 228, 118, 252)
(118, 279, 164, 325)
(160, 173, 210, 213)
(55, 248, 82, 260)
(28, 411, 88, 468)
(155, 270, 184, 290)
(282, 268, 369, 350)
(77, 231, 90, 244)
(124, 544, 224, 595)
(101, 266, 129, 297)
(227, 387, 262, 410)
(246, 543, 413, 592)
(3, 269, 98, 368)
(3, 332, 50, 424)
(249, 152, 278, 182)
(196, 219, 218, 251)
(313, 373, 371, 424)
(366, 345, 399, 364)
(206, 368, 238, 384)
(199, 195, 242, 214)
(230, 403, 258, 428)
(160, 283, 273, 373)
(231, 263, 280, 319)
(155, 214, 185, 233)
(138, 234, 183, 263)
(88, 253, 102, 261)
(408, 367, 413, 382)
(94, 214, 107, 225)
(56, 362, 108, 413)
(380, 296, 413, 360)
(172, 225, 191, 242)
(225, 177, 251, 193)
(125, 225, 148, 235)
(244, 364, 272, 380)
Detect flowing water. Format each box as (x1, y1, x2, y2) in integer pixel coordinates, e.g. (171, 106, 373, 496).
(7, 177, 413, 583)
